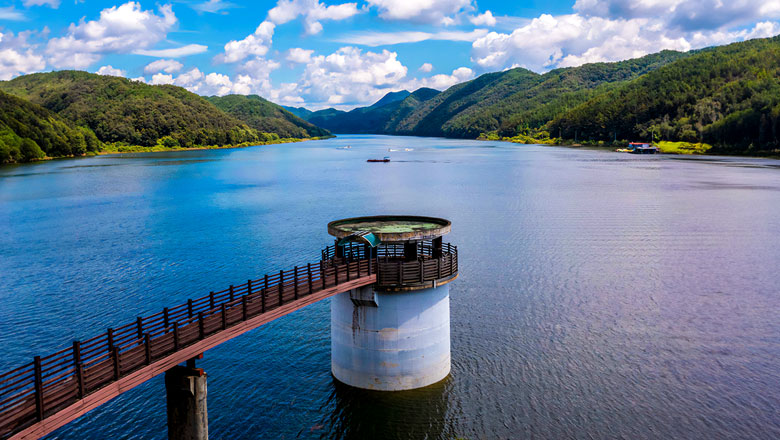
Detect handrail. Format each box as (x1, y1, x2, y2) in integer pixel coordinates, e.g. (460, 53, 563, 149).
(0, 258, 376, 439)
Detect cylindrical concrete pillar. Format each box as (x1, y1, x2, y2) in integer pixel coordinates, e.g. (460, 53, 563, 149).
(331, 284, 451, 391)
(165, 366, 208, 440)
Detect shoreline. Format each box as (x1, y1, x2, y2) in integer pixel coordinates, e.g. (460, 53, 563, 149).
(2, 136, 334, 165)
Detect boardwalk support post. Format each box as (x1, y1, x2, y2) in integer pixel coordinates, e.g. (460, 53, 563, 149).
(165, 366, 208, 440)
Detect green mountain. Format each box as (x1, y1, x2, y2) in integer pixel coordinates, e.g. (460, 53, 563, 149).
(304, 51, 686, 138)
(0, 90, 101, 163)
(550, 36, 780, 154)
(305, 88, 440, 134)
(388, 50, 689, 138)
(0, 71, 330, 159)
(282, 106, 314, 120)
(206, 94, 329, 138)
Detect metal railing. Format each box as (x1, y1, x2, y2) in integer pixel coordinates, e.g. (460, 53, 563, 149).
(0, 258, 376, 439)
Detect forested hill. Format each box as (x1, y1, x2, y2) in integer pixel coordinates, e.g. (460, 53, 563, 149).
(301, 51, 687, 137)
(205, 94, 329, 138)
(550, 36, 780, 154)
(0, 71, 330, 163)
(0, 90, 101, 163)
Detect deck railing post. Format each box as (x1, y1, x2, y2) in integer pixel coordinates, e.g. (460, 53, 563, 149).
(221, 304, 227, 330)
(334, 265, 339, 286)
(75, 362, 85, 399)
(229, 284, 235, 302)
(307, 263, 313, 294)
(278, 270, 284, 305)
(33, 356, 44, 421)
(420, 260, 424, 283)
(242, 296, 248, 321)
(136, 317, 144, 341)
(246, 280, 252, 301)
(321, 261, 326, 290)
(399, 261, 404, 284)
(188, 299, 193, 319)
(163, 308, 170, 330)
(209, 292, 215, 310)
(107, 328, 114, 354)
(346, 261, 351, 282)
(144, 333, 151, 365)
(437, 258, 442, 279)
(198, 312, 205, 340)
(112, 347, 120, 380)
(173, 322, 180, 351)
(262, 275, 268, 313)
(294, 266, 299, 300)
(368, 255, 373, 274)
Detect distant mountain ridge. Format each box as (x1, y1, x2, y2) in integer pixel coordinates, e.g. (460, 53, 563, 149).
(206, 94, 329, 138)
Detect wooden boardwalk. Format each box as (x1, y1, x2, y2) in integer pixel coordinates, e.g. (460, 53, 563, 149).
(0, 259, 376, 440)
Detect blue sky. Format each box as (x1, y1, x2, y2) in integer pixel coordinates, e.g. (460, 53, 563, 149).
(1, 0, 779, 109)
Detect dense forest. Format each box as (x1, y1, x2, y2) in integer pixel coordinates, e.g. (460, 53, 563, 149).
(0, 71, 330, 163)
(205, 94, 329, 138)
(299, 36, 780, 155)
(0, 90, 101, 163)
(549, 37, 780, 154)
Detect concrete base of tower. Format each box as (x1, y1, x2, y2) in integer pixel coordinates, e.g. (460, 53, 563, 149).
(331, 284, 451, 391)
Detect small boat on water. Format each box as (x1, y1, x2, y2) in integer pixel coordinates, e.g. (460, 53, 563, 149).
(338, 145, 352, 149)
(367, 156, 390, 163)
(404, 148, 413, 151)
(618, 142, 659, 154)
(388, 148, 398, 152)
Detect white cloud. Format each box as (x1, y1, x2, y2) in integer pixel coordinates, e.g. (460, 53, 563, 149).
(409, 66, 474, 90)
(470, 11, 496, 26)
(297, 46, 407, 107)
(218, 20, 274, 63)
(0, 32, 45, 80)
(366, 0, 473, 25)
(23, 0, 60, 8)
(286, 47, 314, 63)
(574, 0, 780, 31)
(133, 44, 208, 58)
(144, 59, 183, 74)
(334, 29, 488, 46)
(96, 65, 125, 76)
(0, 7, 26, 21)
(150, 72, 174, 85)
(192, 0, 236, 14)
(45, 1, 177, 68)
(419, 62, 433, 72)
(268, 0, 362, 35)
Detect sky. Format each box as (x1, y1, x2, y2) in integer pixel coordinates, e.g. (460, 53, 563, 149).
(1, 0, 779, 110)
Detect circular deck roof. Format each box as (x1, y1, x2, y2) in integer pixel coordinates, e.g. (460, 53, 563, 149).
(328, 215, 451, 242)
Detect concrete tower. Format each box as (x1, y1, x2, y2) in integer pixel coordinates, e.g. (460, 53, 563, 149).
(325, 216, 458, 391)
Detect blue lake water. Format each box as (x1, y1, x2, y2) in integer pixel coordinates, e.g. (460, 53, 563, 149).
(1, 135, 779, 439)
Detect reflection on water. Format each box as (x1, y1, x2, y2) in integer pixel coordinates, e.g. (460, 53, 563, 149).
(321, 378, 452, 440)
(1, 135, 779, 439)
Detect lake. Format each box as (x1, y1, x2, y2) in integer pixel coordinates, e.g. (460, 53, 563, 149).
(1, 135, 778, 439)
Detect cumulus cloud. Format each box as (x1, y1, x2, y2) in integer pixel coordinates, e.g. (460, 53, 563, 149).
(419, 62, 433, 72)
(366, 0, 473, 25)
(46, 1, 177, 68)
(144, 59, 183, 74)
(0, 31, 45, 80)
(471, 1, 780, 73)
(470, 11, 496, 26)
(218, 20, 274, 63)
(409, 66, 474, 90)
(286, 47, 314, 63)
(268, 0, 362, 35)
(23, 0, 60, 8)
(96, 65, 125, 76)
(574, 0, 780, 31)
